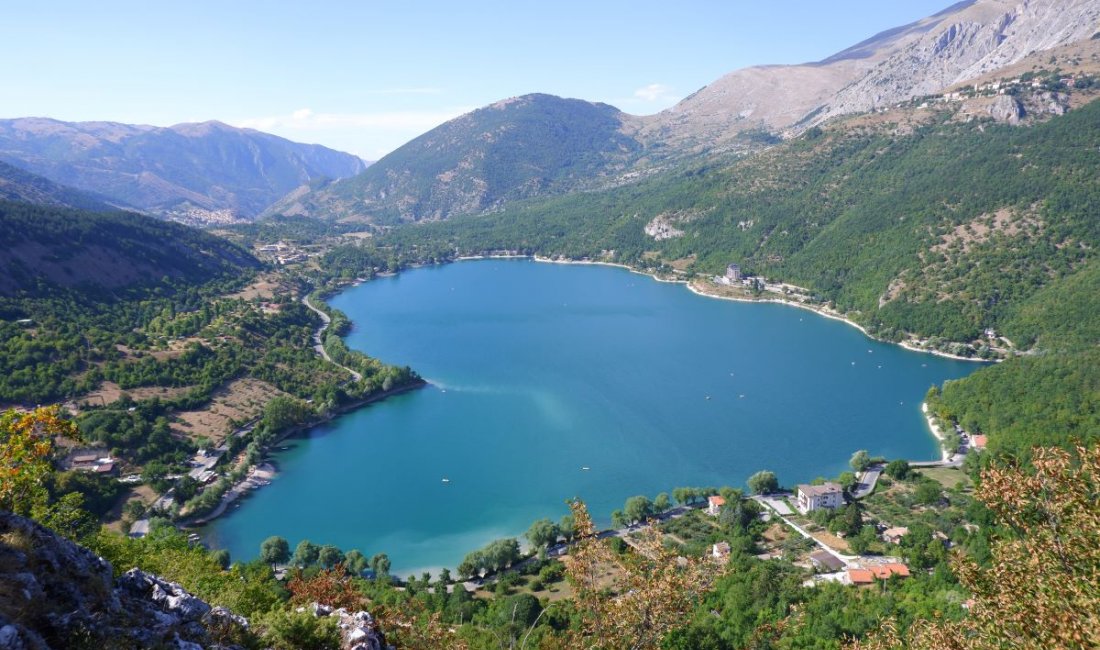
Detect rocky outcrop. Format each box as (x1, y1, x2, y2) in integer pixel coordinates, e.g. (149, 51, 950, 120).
(641, 0, 1100, 152)
(0, 511, 247, 649)
(818, 0, 1100, 124)
(989, 95, 1026, 124)
(301, 603, 392, 650)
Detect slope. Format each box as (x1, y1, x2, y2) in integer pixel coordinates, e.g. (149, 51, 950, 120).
(640, 0, 1100, 153)
(0, 118, 366, 220)
(0, 159, 115, 211)
(0, 200, 260, 297)
(268, 94, 643, 224)
(372, 77, 1100, 350)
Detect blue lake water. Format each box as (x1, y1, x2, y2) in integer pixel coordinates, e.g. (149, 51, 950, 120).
(203, 259, 981, 575)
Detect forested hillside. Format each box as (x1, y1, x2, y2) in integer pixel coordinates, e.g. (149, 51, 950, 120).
(269, 94, 644, 224)
(324, 90, 1100, 457)
(0, 201, 259, 298)
(373, 92, 1100, 348)
(0, 159, 113, 210)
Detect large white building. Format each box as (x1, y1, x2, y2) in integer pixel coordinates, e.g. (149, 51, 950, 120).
(795, 482, 844, 513)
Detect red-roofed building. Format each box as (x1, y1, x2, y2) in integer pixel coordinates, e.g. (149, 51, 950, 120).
(971, 434, 988, 450)
(848, 569, 875, 585)
(706, 495, 726, 516)
(850, 563, 909, 585)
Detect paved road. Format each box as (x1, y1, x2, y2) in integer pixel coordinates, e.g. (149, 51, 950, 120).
(302, 296, 363, 382)
(851, 464, 883, 499)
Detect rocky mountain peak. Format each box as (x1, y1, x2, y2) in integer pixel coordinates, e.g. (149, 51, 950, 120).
(821, 0, 1100, 122)
(639, 0, 1100, 154)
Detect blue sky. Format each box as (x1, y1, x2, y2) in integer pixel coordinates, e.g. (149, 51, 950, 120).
(4, 1, 955, 159)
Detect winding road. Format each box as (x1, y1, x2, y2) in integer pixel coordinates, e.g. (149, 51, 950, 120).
(302, 295, 363, 382)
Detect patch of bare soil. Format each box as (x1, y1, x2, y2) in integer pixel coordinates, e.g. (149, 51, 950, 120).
(170, 378, 289, 444)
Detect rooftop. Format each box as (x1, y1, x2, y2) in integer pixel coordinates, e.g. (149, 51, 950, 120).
(797, 482, 843, 497)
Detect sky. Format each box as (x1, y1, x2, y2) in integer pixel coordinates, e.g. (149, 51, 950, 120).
(3, 1, 957, 160)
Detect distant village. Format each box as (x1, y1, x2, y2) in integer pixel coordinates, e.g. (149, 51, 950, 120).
(255, 241, 311, 266)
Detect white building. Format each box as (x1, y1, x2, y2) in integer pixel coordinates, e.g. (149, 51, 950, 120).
(795, 483, 844, 513)
(706, 495, 726, 516)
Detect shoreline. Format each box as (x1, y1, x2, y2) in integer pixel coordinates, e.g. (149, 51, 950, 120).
(451, 254, 986, 362)
(682, 278, 987, 363)
(921, 402, 953, 463)
(184, 379, 426, 528)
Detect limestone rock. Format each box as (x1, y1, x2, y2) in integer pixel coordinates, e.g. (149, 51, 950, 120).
(989, 95, 1026, 124)
(0, 511, 246, 649)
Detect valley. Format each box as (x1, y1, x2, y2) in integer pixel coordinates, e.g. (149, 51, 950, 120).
(1, 1, 1099, 648)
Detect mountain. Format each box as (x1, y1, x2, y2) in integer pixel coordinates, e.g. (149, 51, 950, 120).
(0, 118, 366, 220)
(277, 0, 1100, 223)
(0, 159, 114, 210)
(266, 94, 643, 224)
(638, 0, 1100, 154)
(0, 200, 260, 297)
(375, 67, 1100, 351)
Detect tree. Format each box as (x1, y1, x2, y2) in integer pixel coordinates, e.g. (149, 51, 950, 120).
(914, 480, 942, 505)
(623, 495, 654, 524)
(344, 549, 368, 575)
(850, 443, 1100, 650)
(611, 510, 627, 529)
(210, 549, 231, 570)
(848, 525, 878, 555)
(747, 470, 778, 495)
(456, 558, 478, 580)
(484, 538, 521, 571)
(369, 552, 391, 577)
(260, 536, 290, 568)
(850, 450, 872, 472)
(318, 544, 344, 569)
(562, 499, 723, 649)
(291, 539, 320, 567)
(0, 407, 79, 515)
(884, 459, 910, 480)
(654, 492, 671, 512)
(525, 518, 561, 552)
(559, 514, 576, 542)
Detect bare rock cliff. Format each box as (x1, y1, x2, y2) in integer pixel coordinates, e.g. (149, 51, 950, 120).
(641, 0, 1100, 153)
(822, 0, 1100, 121)
(0, 511, 246, 650)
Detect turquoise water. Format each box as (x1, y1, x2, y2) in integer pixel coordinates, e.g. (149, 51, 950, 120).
(203, 259, 980, 575)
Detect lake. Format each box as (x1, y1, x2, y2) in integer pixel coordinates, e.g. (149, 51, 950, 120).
(202, 259, 980, 575)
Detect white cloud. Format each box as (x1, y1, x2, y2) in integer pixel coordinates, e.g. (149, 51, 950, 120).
(633, 83, 675, 102)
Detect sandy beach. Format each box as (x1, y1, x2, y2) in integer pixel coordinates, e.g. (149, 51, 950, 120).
(921, 402, 954, 462)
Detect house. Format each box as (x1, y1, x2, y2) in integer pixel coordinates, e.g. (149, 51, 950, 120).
(847, 568, 875, 585)
(93, 462, 118, 476)
(706, 495, 726, 516)
(882, 526, 909, 544)
(711, 542, 731, 560)
(848, 563, 909, 585)
(795, 483, 844, 514)
(725, 263, 742, 282)
(810, 549, 845, 572)
(870, 563, 910, 580)
(971, 434, 988, 451)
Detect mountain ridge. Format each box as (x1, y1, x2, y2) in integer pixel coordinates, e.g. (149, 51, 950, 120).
(0, 117, 367, 221)
(274, 0, 1100, 224)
